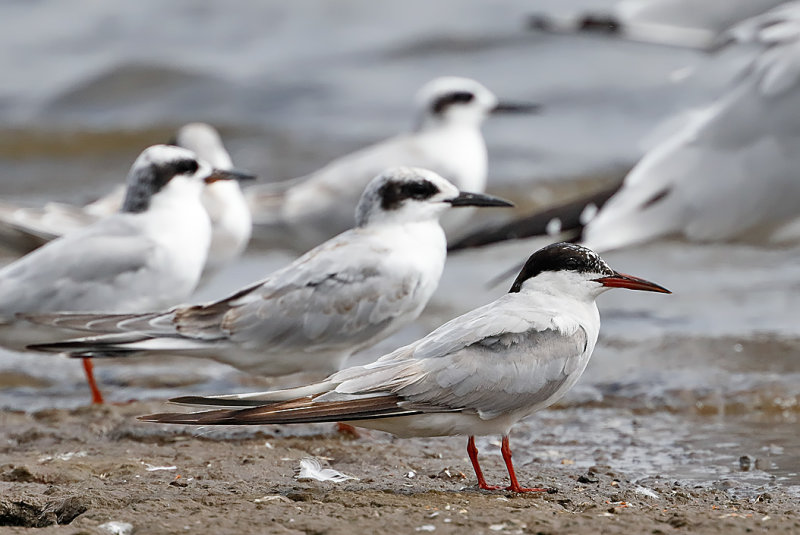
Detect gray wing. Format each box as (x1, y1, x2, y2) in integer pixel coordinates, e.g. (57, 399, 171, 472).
(26, 228, 431, 362)
(173, 229, 428, 351)
(398, 327, 588, 418)
(326, 296, 589, 417)
(584, 37, 800, 251)
(249, 133, 452, 230)
(0, 217, 161, 315)
(0, 200, 93, 254)
(142, 300, 590, 425)
(142, 325, 589, 426)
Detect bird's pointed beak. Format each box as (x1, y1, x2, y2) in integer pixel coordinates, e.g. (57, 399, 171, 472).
(594, 272, 671, 293)
(492, 101, 542, 114)
(447, 191, 514, 208)
(204, 168, 257, 184)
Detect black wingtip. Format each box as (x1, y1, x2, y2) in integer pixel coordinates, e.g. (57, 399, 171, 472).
(138, 412, 198, 424)
(169, 396, 211, 404)
(27, 339, 98, 355)
(168, 395, 270, 407)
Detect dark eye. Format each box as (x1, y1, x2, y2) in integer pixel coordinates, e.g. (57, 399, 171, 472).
(451, 91, 475, 103)
(174, 159, 199, 175)
(400, 180, 439, 200)
(432, 91, 476, 114)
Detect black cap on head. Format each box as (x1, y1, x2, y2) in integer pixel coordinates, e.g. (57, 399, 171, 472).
(509, 242, 612, 293)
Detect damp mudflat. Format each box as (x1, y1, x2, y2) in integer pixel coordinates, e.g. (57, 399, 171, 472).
(1, 238, 798, 534)
(1, 1, 799, 532)
(0, 402, 798, 534)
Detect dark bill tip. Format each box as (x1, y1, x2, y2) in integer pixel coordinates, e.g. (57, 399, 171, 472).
(594, 271, 671, 294)
(447, 191, 514, 208)
(205, 167, 257, 184)
(492, 101, 542, 114)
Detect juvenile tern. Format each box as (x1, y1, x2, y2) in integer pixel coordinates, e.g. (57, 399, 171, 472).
(28, 168, 513, 381)
(1, 144, 254, 402)
(245, 76, 538, 251)
(140, 242, 670, 492)
(0, 123, 252, 280)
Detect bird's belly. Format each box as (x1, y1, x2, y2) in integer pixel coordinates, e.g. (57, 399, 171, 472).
(206, 344, 347, 378)
(353, 412, 519, 438)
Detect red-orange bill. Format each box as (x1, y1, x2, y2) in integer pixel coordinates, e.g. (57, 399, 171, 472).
(594, 272, 671, 294)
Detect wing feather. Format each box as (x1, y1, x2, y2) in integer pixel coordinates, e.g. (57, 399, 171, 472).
(141, 394, 419, 425)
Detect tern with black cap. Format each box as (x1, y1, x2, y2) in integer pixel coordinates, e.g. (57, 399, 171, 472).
(139, 242, 669, 493)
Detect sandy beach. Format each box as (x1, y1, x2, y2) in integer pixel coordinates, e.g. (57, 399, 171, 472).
(1, 402, 797, 534)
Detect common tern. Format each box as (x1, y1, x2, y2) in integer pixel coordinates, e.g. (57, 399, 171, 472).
(140, 242, 670, 493)
(28, 168, 513, 381)
(0, 123, 252, 280)
(1, 144, 254, 403)
(245, 76, 538, 252)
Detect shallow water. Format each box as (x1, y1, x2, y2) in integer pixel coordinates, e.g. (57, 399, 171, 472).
(0, 0, 798, 499)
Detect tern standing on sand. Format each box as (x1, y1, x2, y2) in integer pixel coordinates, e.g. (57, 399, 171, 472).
(142, 242, 670, 492)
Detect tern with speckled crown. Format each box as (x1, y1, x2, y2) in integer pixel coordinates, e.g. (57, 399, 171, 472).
(0, 123, 252, 281)
(0, 144, 254, 403)
(27, 168, 513, 386)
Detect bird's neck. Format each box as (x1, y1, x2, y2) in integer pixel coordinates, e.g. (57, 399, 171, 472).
(414, 116, 483, 134)
(516, 273, 603, 305)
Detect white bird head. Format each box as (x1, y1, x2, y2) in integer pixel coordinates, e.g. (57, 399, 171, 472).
(414, 76, 540, 130)
(171, 122, 233, 169)
(355, 167, 513, 227)
(121, 144, 255, 214)
(509, 242, 671, 298)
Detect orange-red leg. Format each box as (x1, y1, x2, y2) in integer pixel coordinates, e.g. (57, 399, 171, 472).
(467, 436, 501, 490)
(500, 435, 547, 493)
(81, 358, 105, 404)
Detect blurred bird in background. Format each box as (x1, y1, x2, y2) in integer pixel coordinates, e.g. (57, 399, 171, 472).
(527, 0, 787, 49)
(245, 76, 539, 252)
(0, 123, 252, 282)
(453, 2, 800, 257)
(0, 145, 254, 403)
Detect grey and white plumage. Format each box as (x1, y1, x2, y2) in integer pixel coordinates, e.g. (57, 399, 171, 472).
(140, 242, 670, 492)
(0, 144, 251, 349)
(581, 14, 800, 252)
(0, 123, 252, 279)
(28, 168, 513, 377)
(455, 7, 800, 256)
(527, 0, 787, 49)
(245, 76, 538, 252)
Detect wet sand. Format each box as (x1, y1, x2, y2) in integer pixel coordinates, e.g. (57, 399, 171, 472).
(1, 402, 798, 534)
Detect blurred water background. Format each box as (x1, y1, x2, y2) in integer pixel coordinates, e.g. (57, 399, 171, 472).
(1, 0, 797, 496)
